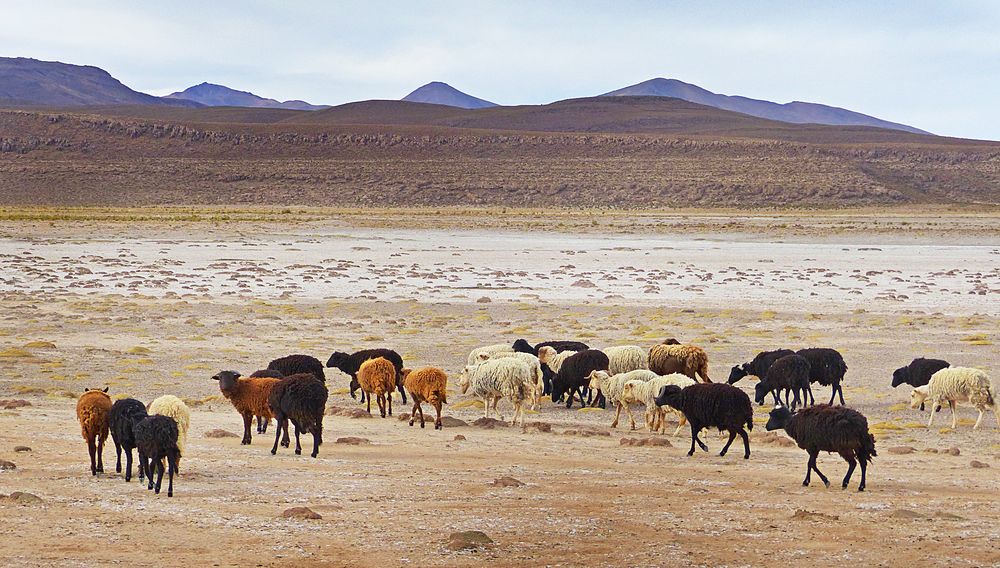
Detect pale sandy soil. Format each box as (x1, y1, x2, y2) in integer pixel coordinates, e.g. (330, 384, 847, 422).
(0, 216, 998, 567)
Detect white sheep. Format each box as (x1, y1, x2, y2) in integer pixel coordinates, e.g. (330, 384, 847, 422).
(147, 395, 191, 469)
(621, 374, 696, 434)
(458, 357, 531, 427)
(910, 367, 998, 430)
(603, 345, 648, 375)
(477, 351, 545, 410)
(536, 346, 579, 375)
(588, 369, 657, 429)
(466, 343, 515, 365)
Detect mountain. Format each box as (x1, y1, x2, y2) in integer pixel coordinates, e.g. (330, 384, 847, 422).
(165, 82, 327, 111)
(0, 57, 199, 107)
(602, 78, 928, 134)
(401, 82, 497, 109)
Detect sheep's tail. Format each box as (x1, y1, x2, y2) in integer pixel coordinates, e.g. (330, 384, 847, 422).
(860, 432, 877, 463)
(436, 389, 448, 405)
(985, 385, 995, 408)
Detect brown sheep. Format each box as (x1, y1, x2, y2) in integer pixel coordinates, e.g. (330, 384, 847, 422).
(402, 367, 448, 429)
(358, 357, 397, 417)
(76, 388, 113, 476)
(648, 342, 712, 383)
(212, 370, 282, 445)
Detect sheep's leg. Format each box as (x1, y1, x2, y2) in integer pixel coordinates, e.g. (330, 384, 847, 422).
(433, 401, 442, 430)
(136, 448, 145, 481)
(387, 391, 393, 417)
(87, 436, 97, 476)
(366, 391, 372, 415)
(409, 401, 419, 427)
(673, 413, 687, 437)
(926, 399, 937, 427)
(994, 403, 1000, 429)
(738, 428, 750, 459)
(124, 448, 133, 482)
(972, 405, 984, 430)
(624, 404, 637, 431)
(610, 402, 623, 428)
(806, 384, 814, 406)
(96, 435, 105, 473)
(293, 421, 302, 455)
(241, 412, 253, 445)
(687, 424, 698, 456)
(839, 449, 856, 490)
(838, 383, 846, 406)
(493, 396, 505, 422)
(807, 450, 829, 487)
(145, 454, 155, 490)
(949, 400, 958, 429)
(154, 456, 164, 494)
(483, 397, 490, 419)
(113, 439, 122, 473)
(270, 415, 284, 455)
(416, 402, 426, 428)
(720, 430, 737, 456)
(397, 378, 408, 405)
(858, 453, 868, 492)
(167, 451, 177, 497)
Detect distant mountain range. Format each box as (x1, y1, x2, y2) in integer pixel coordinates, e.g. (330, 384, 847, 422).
(165, 82, 328, 111)
(0, 56, 930, 134)
(602, 78, 929, 134)
(402, 81, 497, 109)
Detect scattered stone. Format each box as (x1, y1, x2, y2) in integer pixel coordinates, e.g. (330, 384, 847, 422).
(523, 421, 552, 433)
(491, 476, 525, 487)
(326, 405, 372, 419)
(397, 413, 411, 421)
(791, 509, 839, 521)
(472, 417, 508, 429)
(923, 448, 939, 454)
(562, 428, 611, 437)
(945, 447, 961, 456)
(754, 431, 796, 447)
(13, 446, 31, 453)
(890, 509, 926, 519)
(887, 446, 917, 455)
(0, 400, 31, 410)
(335, 437, 371, 445)
(440, 416, 468, 427)
(281, 507, 322, 520)
(620, 437, 672, 447)
(0, 460, 15, 470)
(934, 511, 966, 520)
(446, 531, 494, 551)
(0, 492, 41, 504)
(453, 435, 466, 441)
(970, 460, 990, 469)
(476, 296, 492, 303)
(203, 429, 239, 438)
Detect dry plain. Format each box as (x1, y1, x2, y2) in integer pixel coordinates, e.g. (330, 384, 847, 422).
(0, 210, 998, 567)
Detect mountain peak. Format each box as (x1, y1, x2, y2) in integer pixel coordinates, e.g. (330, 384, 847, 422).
(166, 83, 327, 111)
(401, 82, 497, 109)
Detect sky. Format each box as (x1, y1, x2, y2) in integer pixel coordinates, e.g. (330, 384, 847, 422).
(3, 0, 999, 139)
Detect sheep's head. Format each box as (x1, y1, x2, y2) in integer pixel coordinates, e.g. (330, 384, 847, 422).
(401, 368, 412, 381)
(910, 386, 929, 410)
(753, 381, 769, 405)
(662, 338, 681, 345)
(727, 365, 749, 384)
(458, 367, 473, 394)
(765, 406, 793, 431)
(325, 351, 349, 369)
(654, 385, 683, 408)
(85, 387, 110, 393)
(512, 339, 533, 354)
(212, 370, 241, 391)
(891, 366, 909, 388)
(537, 346, 556, 364)
(587, 370, 609, 391)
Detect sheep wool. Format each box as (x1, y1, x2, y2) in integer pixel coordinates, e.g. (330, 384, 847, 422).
(467, 343, 515, 365)
(76, 388, 112, 476)
(479, 351, 545, 410)
(911, 367, 998, 430)
(213, 370, 281, 445)
(459, 357, 531, 426)
(403, 367, 448, 429)
(649, 343, 712, 383)
(147, 395, 191, 464)
(603, 345, 648, 376)
(358, 357, 399, 418)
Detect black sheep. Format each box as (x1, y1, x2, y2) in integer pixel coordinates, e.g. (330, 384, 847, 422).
(249, 369, 284, 433)
(728, 348, 795, 384)
(550, 349, 609, 408)
(796, 348, 848, 406)
(108, 398, 148, 482)
(268, 354, 325, 384)
(269, 373, 329, 458)
(134, 415, 181, 497)
(754, 354, 812, 409)
(892, 358, 950, 411)
(655, 383, 753, 459)
(326, 348, 406, 404)
(513, 340, 589, 395)
(766, 405, 876, 491)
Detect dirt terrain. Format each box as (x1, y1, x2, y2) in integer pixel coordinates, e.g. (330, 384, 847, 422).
(0, 213, 998, 567)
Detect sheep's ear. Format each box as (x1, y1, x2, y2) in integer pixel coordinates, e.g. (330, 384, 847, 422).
(478, 353, 490, 361)
(211, 375, 220, 381)
(233, 372, 241, 379)
(102, 387, 109, 393)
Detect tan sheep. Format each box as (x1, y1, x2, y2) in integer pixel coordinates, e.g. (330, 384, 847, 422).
(358, 357, 398, 417)
(402, 367, 448, 429)
(648, 342, 712, 383)
(76, 388, 112, 476)
(910, 367, 998, 429)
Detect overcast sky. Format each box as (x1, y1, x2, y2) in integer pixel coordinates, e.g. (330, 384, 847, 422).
(3, 1, 999, 139)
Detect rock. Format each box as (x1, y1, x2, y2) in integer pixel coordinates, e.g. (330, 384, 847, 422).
(13, 446, 30, 453)
(491, 476, 525, 487)
(562, 428, 611, 437)
(453, 435, 466, 441)
(472, 417, 508, 429)
(0, 492, 41, 504)
(397, 413, 411, 421)
(755, 431, 796, 447)
(887, 446, 917, 455)
(890, 509, 926, 519)
(945, 447, 961, 456)
(620, 437, 672, 447)
(203, 429, 239, 438)
(0, 400, 31, 410)
(440, 416, 468, 427)
(476, 296, 492, 303)
(326, 405, 372, 419)
(281, 507, 322, 520)
(523, 421, 552, 433)
(934, 511, 966, 520)
(970, 460, 990, 469)
(446, 531, 494, 551)
(335, 437, 371, 445)
(791, 509, 839, 521)
(0, 460, 15, 470)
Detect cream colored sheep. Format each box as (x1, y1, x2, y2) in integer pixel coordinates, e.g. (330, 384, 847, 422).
(910, 367, 997, 430)
(147, 395, 191, 470)
(588, 369, 657, 429)
(536, 346, 579, 376)
(620, 374, 696, 434)
(477, 351, 545, 410)
(466, 343, 515, 365)
(603, 345, 648, 375)
(458, 357, 530, 427)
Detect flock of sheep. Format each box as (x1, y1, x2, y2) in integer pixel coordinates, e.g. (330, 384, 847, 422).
(73, 339, 998, 497)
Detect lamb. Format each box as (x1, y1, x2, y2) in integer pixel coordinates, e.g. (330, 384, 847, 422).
(109, 398, 148, 482)
(727, 348, 794, 384)
(796, 348, 848, 405)
(267, 354, 325, 383)
(467, 343, 515, 365)
(357, 357, 398, 417)
(766, 405, 876, 491)
(654, 383, 754, 459)
(76, 388, 112, 476)
(134, 415, 181, 497)
(754, 354, 812, 410)
(402, 367, 448, 429)
(647, 342, 711, 383)
(269, 373, 329, 457)
(893, 358, 950, 410)
(212, 370, 281, 445)
(475, 351, 545, 410)
(326, 348, 406, 404)
(147, 395, 190, 470)
(910, 367, 998, 430)
(458, 357, 531, 426)
(549, 349, 609, 408)
(619, 373, 696, 434)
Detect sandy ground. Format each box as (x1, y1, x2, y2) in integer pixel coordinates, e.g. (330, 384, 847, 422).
(0, 215, 998, 567)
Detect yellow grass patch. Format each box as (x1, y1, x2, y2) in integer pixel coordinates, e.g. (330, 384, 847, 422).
(182, 363, 212, 371)
(23, 341, 56, 349)
(961, 334, 992, 346)
(452, 399, 485, 409)
(888, 403, 909, 412)
(127, 346, 152, 354)
(0, 347, 34, 358)
(577, 407, 603, 413)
